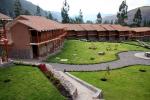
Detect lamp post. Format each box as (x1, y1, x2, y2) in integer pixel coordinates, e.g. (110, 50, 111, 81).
(0, 13, 12, 62)
(0, 20, 9, 62)
(0, 37, 8, 62)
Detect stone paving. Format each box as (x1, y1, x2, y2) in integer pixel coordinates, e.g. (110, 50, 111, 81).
(49, 51, 150, 71)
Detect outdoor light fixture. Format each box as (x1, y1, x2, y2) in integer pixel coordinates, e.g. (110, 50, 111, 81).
(0, 37, 8, 62)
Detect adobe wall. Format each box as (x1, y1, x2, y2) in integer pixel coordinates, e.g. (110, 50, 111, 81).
(9, 23, 33, 59)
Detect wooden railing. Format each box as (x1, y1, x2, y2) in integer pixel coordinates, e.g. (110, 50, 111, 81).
(31, 32, 67, 43)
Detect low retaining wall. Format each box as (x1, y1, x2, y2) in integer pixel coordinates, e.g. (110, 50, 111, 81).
(0, 61, 14, 68)
(46, 64, 78, 99)
(12, 61, 78, 99)
(65, 72, 103, 99)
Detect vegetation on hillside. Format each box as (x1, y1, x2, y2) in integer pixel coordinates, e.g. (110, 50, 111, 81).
(117, 0, 128, 25)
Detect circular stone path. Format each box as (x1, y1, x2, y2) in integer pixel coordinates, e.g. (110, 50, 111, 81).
(49, 51, 150, 71)
(135, 52, 150, 60)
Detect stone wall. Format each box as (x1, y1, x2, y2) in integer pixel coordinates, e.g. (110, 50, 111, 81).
(9, 49, 32, 59)
(99, 36, 106, 41)
(46, 64, 78, 99)
(144, 36, 150, 41)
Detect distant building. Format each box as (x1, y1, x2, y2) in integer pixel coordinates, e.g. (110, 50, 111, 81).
(132, 27, 150, 41)
(64, 24, 150, 41)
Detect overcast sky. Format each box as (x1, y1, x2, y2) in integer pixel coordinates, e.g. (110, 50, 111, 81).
(27, 0, 150, 15)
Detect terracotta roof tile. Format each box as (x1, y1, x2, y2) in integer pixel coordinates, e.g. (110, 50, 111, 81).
(0, 13, 12, 20)
(132, 27, 150, 32)
(100, 24, 116, 31)
(64, 24, 85, 31)
(79, 24, 96, 31)
(91, 24, 106, 31)
(110, 25, 132, 31)
(64, 24, 107, 31)
(13, 15, 63, 31)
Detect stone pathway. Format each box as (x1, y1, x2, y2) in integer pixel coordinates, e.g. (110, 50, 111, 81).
(11, 51, 150, 100)
(49, 51, 150, 71)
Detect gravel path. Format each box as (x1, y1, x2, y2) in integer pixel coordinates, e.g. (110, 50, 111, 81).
(49, 51, 150, 71)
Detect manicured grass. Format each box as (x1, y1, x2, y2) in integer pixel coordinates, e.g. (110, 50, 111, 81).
(0, 65, 65, 100)
(71, 65, 150, 100)
(123, 41, 141, 46)
(47, 40, 149, 64)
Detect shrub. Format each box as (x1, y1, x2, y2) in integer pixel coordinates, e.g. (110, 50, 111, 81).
(38, 64, 48, 73)
(100, 65, 111, 81)
(46, 71, 54, 79)
(90, 57, 95, 60)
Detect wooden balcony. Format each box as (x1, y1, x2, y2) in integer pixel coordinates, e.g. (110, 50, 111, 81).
(30, 32, 67, 45)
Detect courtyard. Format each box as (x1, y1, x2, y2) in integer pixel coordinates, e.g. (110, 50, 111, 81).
(47, 40, 149, 65)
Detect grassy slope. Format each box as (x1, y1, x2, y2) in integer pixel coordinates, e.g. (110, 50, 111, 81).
(71, 65, 150, 100)
(47, 40, 149, 64)
(0, 66, 65, 100)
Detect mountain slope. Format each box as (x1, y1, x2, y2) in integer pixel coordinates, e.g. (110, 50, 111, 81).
(103, 6, 150, 24)
(0, 0, 61, 21)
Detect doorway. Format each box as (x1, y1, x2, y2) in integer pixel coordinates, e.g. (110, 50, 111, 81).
(32, 45, 39, 58)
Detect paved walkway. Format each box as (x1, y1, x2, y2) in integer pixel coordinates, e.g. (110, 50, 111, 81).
(49, 51, 150, 71)
(57, 71, 95, 100)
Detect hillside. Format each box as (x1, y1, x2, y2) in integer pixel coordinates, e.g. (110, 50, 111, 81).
(0, 0, 61, 21)
(103, 6, 150, 25)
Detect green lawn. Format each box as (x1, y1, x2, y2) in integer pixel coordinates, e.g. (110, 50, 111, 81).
(47, 40, 149, 64)
(71, 65, 150, 100)
(123, 41, 141, 46)
(0, 65, 65, 100)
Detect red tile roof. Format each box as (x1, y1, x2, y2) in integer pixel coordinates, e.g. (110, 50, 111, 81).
(64, 24, 133, 32)
(132, 27, 150, 32)
(11, 15, 63, 32)
(0, 13, 12, 20)
(100, 24, 116, 31)
(64, 24, 85, 31)
(64, 24, 107, 31)
(110, 25, 131, 31)
(91, 24, 106, 31)
(79, 24, 96, 31)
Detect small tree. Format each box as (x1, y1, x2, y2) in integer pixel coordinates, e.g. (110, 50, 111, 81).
(110, 20, 114, 24)
(36, 5, 41, 16)
(86, 20, 93, 24)
(143, 19, 147, 27)
(73, 9, 84, 24)
(101, 65, 111, 81)
(78, 9, 84, 23)
(47, 11, 53, 20)
(117, 0, 128, 25)
(96, 12, 102, 24)
(24, 10, 31, 15)
(103, 20, 110, 24)
(69, 18, 76, 23)
(133, 8, 142, 27)
(61, 0, 70, 23)
(14, 0, 23, 17)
